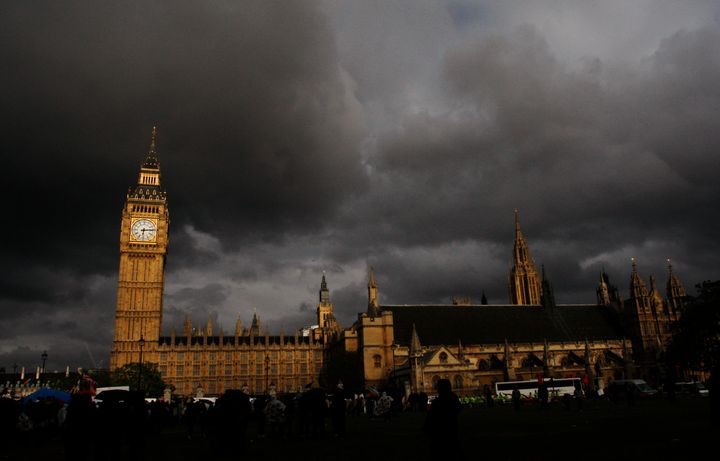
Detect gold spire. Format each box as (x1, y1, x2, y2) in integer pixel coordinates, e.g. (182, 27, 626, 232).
(149, 126, 157, 155)
(514, 208, 522, 238)
(509, 209, 541, 304)
(367, 266, 379, 315)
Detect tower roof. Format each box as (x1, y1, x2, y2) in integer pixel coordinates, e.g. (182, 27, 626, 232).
(142, 126, 160, 170)
(129, 126, 166, 201)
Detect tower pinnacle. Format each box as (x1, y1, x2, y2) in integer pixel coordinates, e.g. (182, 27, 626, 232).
(509, 210, 541, 304)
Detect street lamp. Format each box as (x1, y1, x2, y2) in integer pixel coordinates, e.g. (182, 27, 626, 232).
(137, 335, 145, 392)
(41, 351, 48, 374)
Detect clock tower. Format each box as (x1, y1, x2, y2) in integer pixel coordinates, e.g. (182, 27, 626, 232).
(110, 127, 169, 370)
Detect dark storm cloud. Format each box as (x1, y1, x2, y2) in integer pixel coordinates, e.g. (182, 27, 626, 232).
(2, 2, 720, 370)
(328, 23, 720, 305)
(1, 1, 365, 368)
(1, 0, 366, 268)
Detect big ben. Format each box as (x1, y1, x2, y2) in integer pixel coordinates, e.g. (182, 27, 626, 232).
(110, 127, 169, 369)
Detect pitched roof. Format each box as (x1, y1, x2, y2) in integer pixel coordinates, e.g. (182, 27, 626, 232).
(383, 304, 624, 346)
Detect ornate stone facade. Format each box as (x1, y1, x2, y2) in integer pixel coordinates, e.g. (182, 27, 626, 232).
(111, 131, 688, 395)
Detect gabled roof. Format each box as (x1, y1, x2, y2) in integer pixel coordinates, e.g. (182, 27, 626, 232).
(423, 346, 462, 366)
(384, 304, 624, 347)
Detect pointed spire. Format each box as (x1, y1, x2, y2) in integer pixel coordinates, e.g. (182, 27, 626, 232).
(142, 126, 160, 169)
(319, 272, 330, 304)
(235, 316, 243, 337)
(410, 323, 422, 355)
(368, 266, 377, 288)
(367, 266, 380, 316)
(629, 257, 649, 299)
(206, 315, 213, 337)
(509, 209, 541, 304)
(514, 208, 523, 238)
(183, 316, 192, 337)
(540, 265, 555, 309)
(666, 258, 687, 318)
(250, 310, 261, 336)
(597, 271, 611, 305)
(481, 291, 488, 305)
(149, 126, 157, 155)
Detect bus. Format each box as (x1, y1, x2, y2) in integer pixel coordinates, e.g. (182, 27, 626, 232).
(495, 378, 582, 400)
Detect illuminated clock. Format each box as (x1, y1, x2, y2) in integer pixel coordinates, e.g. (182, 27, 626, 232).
(130, 218, 157, 242)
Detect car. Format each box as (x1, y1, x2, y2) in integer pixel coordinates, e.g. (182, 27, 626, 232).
(605, 379, 658, 400)
(674, 381, 709, 398)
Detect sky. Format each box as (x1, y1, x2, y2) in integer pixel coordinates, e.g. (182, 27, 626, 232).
(2, 0, 720, 372)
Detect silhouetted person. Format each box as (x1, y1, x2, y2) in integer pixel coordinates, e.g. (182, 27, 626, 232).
(126, 391, 149, 461)
(212, 389, 252, 457)
(62, 393, 97, 461)
(538, 383, 549, 409)
(424, 379, 462, 461)
(512, 385, 521, 411)
(483, 385, 494, 408)
(626, 383, 635, 406)
(330, 382, 347, 437)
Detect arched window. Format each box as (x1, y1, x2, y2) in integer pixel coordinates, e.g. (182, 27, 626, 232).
(454, 375, 463, 389)
(373, 354, 382, 368)
(432, 375, 440, 389)
(478, 359, 490, 371)
(439, 352, 448, 364)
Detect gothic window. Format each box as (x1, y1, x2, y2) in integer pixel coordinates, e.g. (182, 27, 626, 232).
(373, 354, 382, 368)
(193, 352, 200, 361)
(432, 375, 440, 389)
(209, 365, 216, 376)
(225, 352, 232, 361)
(225, 365, 232, 376)
(176, 365, 184, 376)
(439, 352, 448, 364)
(192, 365, 200, 376)
(176, 353, 184, 361)
(478, 359, 490, 371)
(209, 352, 215, 360)
(159, 365, 166, 376)
(454, 375, 463, 389)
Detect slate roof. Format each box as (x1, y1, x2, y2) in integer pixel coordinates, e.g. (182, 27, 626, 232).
(384, 304, 625, 347)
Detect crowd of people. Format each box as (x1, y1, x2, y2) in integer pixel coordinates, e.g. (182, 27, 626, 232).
(0, 379, 458, 460)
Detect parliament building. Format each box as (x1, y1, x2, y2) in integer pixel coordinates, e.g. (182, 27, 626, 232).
(110, 130, 688, 396)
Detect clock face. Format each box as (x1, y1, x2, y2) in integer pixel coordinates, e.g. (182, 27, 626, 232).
(130, 219, 157, 242)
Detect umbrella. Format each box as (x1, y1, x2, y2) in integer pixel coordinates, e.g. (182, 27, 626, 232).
(365, 386, 380, 398)
(21, 388, 72, 404)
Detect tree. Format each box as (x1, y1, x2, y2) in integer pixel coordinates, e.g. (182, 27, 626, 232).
(666, 281, 720, 377)
(109, 362, 170, 397)
(321, 351, 364, 393)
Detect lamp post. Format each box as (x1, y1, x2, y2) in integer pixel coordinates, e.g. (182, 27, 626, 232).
(41, 351, 48, 374)
(137, 335, 145, 392)
(265, 353, 270, 393)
